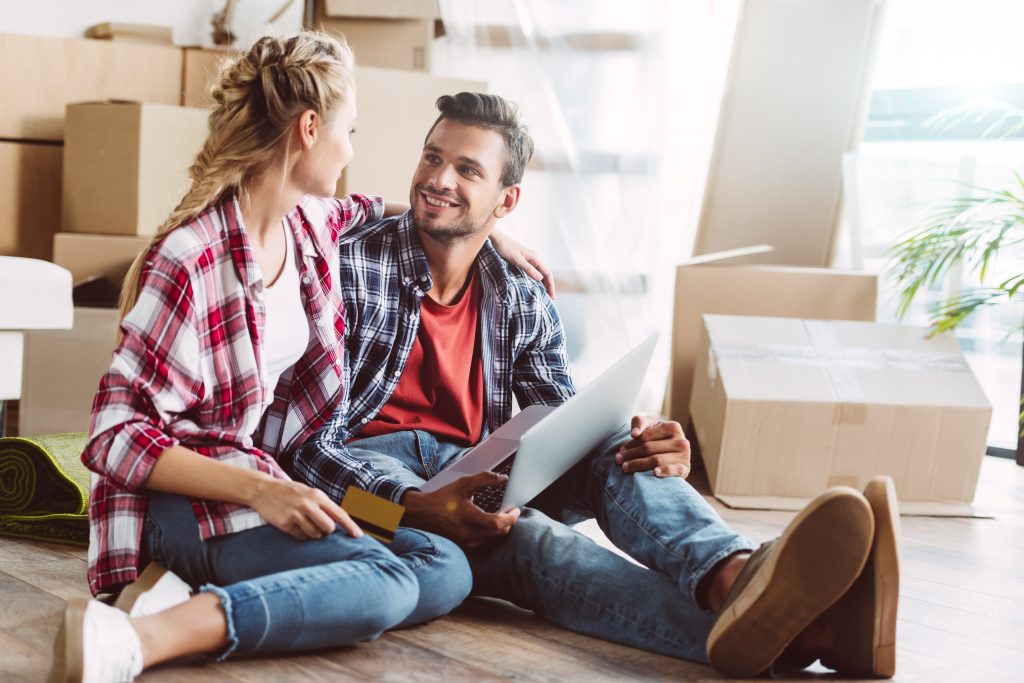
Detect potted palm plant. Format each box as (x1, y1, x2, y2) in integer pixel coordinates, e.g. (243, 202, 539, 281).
(888, 171, 1024, 464)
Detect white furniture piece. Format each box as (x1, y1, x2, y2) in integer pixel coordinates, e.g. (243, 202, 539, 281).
(0, 256, 73, 435)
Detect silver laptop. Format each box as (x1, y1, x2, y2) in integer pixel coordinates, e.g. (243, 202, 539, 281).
(420, 334, 659, 513)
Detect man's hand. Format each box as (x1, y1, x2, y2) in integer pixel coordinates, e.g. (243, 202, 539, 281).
(401, 471, 521, 549)
(490, 230, 556, 300)
(615, 415, 691, 478)
(249, 477, 363, 540)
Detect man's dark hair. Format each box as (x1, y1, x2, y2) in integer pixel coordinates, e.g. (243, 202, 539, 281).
(427, 92, 535, 187)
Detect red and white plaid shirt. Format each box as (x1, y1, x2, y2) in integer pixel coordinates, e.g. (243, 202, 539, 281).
(82, 192, 383, 596)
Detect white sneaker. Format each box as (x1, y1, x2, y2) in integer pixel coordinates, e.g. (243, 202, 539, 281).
(49, 598, 144, 683)
(113, 563, 192, 617)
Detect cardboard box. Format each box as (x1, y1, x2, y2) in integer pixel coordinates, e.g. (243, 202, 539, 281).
(182, 47, 232, 108)
(61, 102, 208, 236)
(669, 261, 877, 428)
(690, 315, 992, 515)
(338, 67, 486, 201)
(20, 308, 119, 436)
(0, 141, 63, 260)
(323, 0, 440, 19)
(53, 233, 150, 287)
(317, 16, 437, 71)
(0, 33, 182, 141)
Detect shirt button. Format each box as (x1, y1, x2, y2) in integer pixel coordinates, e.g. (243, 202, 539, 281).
(403, 277, 412, 284)
(393, 370, 400, 377)
(419, 274, 427, 281)
(360, 417, 368, 424)
(302, 275, 311, 284)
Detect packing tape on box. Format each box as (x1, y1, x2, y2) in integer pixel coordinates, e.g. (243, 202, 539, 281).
(709, 321, 970, 424)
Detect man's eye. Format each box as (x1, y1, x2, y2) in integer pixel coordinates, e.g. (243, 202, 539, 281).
(461, 167, 478, 176)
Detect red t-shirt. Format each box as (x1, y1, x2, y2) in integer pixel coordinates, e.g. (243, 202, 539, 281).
(360, 269, 485, 446)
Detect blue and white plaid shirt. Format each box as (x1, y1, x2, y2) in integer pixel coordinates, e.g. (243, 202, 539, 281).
(291, 212, 576, 503)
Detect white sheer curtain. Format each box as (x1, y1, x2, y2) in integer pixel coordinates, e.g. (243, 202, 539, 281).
(433, 0, 742, 412)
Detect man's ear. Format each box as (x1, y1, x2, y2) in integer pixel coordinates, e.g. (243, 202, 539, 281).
(296, 109, 319, 150)
(493, 184, 521, 218)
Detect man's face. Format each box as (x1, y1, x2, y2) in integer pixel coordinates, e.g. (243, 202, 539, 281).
(410, 119, 511, 245)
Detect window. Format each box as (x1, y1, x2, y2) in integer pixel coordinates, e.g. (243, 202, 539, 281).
(837, 0, 1024, 450)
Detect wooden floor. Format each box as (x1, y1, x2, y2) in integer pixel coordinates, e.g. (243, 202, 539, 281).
(4, 457, 1024, 682)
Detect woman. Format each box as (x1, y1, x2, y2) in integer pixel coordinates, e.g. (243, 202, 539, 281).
(52, 32, 546, 683)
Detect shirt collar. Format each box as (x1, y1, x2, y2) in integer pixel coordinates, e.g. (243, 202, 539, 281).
(394, 211, 513, 303)
(224, 193, 263, 290)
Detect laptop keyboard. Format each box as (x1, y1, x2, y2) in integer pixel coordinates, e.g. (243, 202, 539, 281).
(472, 453, 516, 513)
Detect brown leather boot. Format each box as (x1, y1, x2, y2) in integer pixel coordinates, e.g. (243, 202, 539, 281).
(706, 486, 875, 678)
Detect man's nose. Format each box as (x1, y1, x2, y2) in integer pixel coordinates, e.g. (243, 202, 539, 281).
(427, 164, 458, 190)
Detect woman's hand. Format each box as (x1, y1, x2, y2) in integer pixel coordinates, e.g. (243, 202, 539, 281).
(490, 230, 556, 299)
(250, 478, 363, 540)
(147, 446, 363, 541)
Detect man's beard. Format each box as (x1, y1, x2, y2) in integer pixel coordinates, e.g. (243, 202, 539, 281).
(412, 205, 481, 246)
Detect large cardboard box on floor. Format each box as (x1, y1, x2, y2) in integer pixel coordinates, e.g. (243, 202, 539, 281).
(313, 0, 442, 71)
(0, 33, 182, 141)
(690, 314, 992, 515)
(62, 102, 208, 236)
(0, 141, 63, 260)
(20, 308, 120, 436)
(669, 261, 877, 428)
(338, 67, 486, 201)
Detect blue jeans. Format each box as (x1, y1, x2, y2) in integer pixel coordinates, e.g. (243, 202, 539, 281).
(142, 491, 472, 659)
(348, 428, 756, 663)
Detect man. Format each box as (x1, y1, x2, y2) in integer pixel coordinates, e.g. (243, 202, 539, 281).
(292, 92, 899, 678)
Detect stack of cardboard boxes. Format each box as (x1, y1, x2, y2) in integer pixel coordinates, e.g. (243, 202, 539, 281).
(8, 20, 484, 436)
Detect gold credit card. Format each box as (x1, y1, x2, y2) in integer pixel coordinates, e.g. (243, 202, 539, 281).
(341, 487, 405, 544)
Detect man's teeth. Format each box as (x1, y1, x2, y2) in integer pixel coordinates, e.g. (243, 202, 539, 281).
(424, 195, 454, 208)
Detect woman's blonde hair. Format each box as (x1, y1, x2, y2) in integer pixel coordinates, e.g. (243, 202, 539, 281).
(117, 31, 355, 327)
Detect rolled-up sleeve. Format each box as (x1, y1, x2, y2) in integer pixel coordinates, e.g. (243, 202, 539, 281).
(82, 259, 203, 492)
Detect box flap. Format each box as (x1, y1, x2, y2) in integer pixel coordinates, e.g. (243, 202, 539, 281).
(677, 244, 773, 267)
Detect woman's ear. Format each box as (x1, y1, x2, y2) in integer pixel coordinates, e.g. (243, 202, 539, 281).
(297, 109, 319, 150)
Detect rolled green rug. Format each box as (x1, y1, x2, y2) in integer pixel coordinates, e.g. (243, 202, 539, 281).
(0, 433, 91, 546)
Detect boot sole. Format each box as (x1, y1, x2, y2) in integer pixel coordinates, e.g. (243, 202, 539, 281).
(113, 562, 169, 615)
(864, 477, 900, 677)
(48, 597, 88, 683)
(707, 487, 874, 678)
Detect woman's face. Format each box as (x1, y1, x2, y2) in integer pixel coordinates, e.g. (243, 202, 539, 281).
(301, 93, 357, 197)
